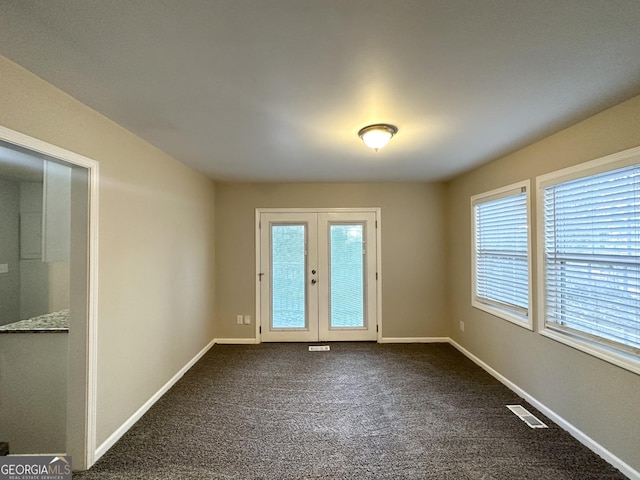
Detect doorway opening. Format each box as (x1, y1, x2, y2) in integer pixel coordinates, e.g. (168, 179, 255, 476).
(0, 127, 98, 469)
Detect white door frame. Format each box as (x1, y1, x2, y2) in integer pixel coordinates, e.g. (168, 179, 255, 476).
(0, 126, 99, 470)
(255, 207, 382, 343)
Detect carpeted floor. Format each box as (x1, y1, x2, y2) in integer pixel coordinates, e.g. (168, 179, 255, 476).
(73, 343, 626, 479)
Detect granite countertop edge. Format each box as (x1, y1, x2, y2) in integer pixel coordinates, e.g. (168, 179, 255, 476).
(0, 328, 69, 334)
(0, 309, 70, 334)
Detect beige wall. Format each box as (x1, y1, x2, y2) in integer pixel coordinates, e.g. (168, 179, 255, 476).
(0, 55, 217, 448)
(446, 94, 640, 472)
(215, 182, 448, 339)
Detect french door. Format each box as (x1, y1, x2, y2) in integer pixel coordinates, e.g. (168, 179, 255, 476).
(258, 210, 378, 342)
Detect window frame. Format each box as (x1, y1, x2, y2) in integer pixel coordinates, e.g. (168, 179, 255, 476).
(471, 180, 533, 330)
(536, 145, 640, 375)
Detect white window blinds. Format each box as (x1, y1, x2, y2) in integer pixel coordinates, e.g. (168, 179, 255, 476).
(472, 183, 530, 325)
(542, 164, 640, 354)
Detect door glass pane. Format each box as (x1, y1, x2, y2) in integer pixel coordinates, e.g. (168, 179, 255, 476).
(329, 224, 365, 328)
(271, 224, 306, 329)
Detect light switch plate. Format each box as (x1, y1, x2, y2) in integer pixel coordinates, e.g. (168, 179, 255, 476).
(243, 315, 251, 325)
(236, 315, 243, 325)
(0, 264, 8, 274)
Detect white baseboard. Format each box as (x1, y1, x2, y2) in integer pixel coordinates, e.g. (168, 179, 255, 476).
(379, 336, 449, 343)
(449, 339, 639, 480)
(94, 338, 216, 462)
(213, 337, 260, 344)
(218, 337, 447, 344)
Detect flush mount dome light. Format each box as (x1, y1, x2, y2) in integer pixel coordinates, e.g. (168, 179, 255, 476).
(358, 123, 398, 151)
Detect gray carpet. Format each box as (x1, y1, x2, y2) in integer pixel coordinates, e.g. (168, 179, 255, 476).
(74, 343, 626, 479)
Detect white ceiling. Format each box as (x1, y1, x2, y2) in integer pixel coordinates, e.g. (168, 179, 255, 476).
(1, 1, 640, 182)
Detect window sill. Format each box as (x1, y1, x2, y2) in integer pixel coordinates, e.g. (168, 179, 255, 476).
(472, 300, 533, 331)
(540, 326, 640, 376)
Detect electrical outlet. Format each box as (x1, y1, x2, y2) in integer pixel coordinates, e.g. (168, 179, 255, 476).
(459, 321, 465, 332)
(236, 315, 243, 325)
(243, 315, 251, 325)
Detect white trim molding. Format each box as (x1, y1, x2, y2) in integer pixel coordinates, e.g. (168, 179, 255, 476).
(214, 337, 260, 345)
(0, 126, 99, 470)
(94, 338, 216, 461)
(379, 337, 450, 343)
(215, 337, 451, 344)
(449, 339, 640, 480)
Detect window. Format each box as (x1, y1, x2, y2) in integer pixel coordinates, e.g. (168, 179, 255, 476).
(537, 146, 640, 374)
(471, 181, 532, 329)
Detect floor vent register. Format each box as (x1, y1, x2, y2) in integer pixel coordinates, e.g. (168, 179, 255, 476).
(507, 405, 548, 429)
(308, 345, 331, 352)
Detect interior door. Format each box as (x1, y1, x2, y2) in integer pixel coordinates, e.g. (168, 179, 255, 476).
(259, 210, 377, 342)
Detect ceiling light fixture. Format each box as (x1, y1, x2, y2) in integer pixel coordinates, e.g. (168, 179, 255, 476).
(358, 123, 398, 151)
